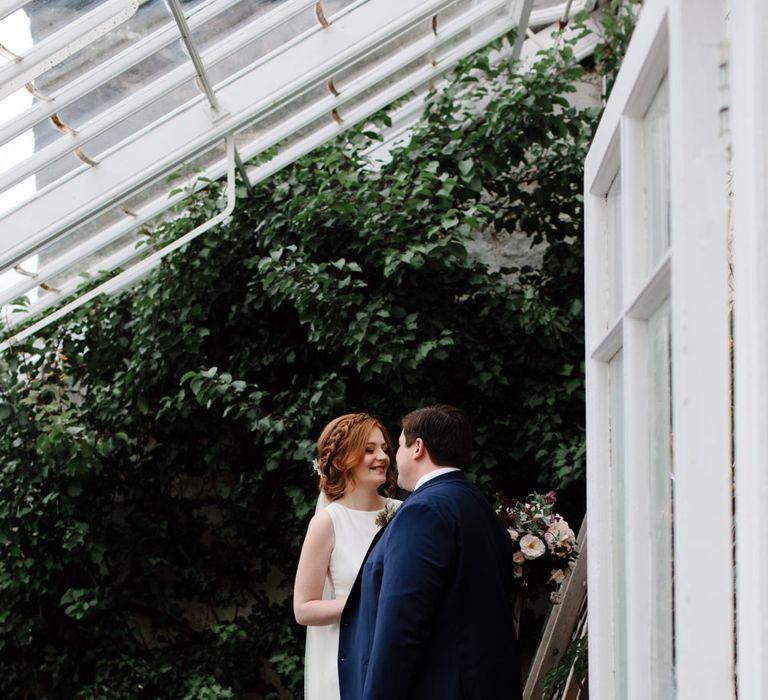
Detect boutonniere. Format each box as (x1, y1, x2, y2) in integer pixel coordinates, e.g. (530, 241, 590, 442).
(375, 502, 399, 528)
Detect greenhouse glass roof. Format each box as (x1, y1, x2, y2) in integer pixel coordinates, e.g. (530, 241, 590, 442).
(0, 0, 592, 347)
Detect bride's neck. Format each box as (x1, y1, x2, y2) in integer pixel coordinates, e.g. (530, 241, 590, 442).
(337, 486, 386, 511)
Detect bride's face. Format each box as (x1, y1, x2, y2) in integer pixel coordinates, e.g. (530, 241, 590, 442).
(349, 426, 391, 490)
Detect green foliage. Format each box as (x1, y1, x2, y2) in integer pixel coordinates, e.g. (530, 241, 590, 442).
(0, 25, 618, 697)
(542, 633, 588, 699)
(573, 0, 643, 102)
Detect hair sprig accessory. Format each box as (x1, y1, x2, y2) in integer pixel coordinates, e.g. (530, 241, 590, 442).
(311, 458, 323, 478)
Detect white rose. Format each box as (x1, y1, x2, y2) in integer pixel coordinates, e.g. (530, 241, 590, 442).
(519, 534, 546, 560)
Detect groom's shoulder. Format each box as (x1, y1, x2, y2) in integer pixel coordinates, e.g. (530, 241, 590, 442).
(400, 475, 472, 516)
(395, 485, 456, 522)
(426, 471, 481, 498)
(426, 474, 499, 517)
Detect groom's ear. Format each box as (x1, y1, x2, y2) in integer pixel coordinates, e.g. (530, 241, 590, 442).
(413, 437, 427, 460)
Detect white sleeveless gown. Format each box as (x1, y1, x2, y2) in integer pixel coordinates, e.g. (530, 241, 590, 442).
(304, 498, 400, 700)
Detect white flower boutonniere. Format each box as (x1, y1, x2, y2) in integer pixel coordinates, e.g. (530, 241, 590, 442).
(375, 502, 399, 528)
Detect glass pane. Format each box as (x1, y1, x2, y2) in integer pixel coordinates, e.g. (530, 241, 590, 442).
(609, 348, 628, 700)
(607, 173, 622, 324)
(0, 8, 32, 131)
(333, 18, 431, 91)
(642, 77, 670, 272)
(440, 0, 494, 26)
(22, 0, 102, 47)
(0, 8, 34, 215)
(10, 139, 224, 310)
(202, 4, 319, 89)
(532, 0, 569, 9)
(647, 300, 675, 698)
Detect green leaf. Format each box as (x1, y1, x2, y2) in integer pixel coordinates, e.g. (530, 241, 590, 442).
(458, 159, 474, 176)
(440, 213, 459, 230)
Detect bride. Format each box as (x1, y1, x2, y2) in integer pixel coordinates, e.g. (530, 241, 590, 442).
(293, 413, 401, 700)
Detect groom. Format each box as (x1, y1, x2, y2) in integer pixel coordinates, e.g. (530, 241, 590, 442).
(338, 404, 522, 699)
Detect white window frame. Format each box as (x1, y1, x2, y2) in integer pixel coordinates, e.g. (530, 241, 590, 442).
(584, 1, 732, 698)
(731, 1, 768, 698)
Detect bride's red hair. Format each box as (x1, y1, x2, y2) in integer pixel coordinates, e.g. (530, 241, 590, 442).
(315, 413, 396, 501)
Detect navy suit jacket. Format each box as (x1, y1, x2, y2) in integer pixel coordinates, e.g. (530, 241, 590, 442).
(338, 471, 522, 700)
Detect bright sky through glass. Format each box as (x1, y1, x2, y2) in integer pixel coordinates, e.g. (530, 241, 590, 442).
(0, 9, 33, 213)
(0, 9, 37, 304)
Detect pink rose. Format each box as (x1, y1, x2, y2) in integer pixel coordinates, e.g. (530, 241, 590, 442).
(544, 519, 576, 550)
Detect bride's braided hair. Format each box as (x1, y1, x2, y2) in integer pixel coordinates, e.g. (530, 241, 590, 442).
(315, 413, 396, 501)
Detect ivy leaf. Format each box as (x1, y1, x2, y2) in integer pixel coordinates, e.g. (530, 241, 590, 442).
(458, 159, 474, 176)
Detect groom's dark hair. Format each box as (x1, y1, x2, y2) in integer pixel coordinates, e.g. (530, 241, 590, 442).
(401, 404, 471, 469)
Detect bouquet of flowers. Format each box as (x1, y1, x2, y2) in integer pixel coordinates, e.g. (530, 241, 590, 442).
(496, 490, 578, 603)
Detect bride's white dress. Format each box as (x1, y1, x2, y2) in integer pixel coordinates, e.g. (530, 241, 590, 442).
(304, 498, 400, 700)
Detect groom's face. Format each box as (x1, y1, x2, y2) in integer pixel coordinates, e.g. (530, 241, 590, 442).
(395, 431, 418, 491)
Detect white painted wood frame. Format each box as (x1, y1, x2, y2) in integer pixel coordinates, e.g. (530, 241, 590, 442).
(667, 2, 732, 698)
(584, 0, 733, 697)
(731, 1, 768, 698)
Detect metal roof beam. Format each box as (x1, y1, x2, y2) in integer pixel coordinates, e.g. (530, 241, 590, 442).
(0, 0, 255, 148)
(0, 0, 528, 306)
(1, 0, 530, 318)
(0, 0, 585, 151)
(166, 0, 223, 115)
(241, 5, 530, 186)
(0, 138, 236, 351)
(0, 0, 498, 270)
(0, 0, 325, 190)
(528, 0, 591, 28)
